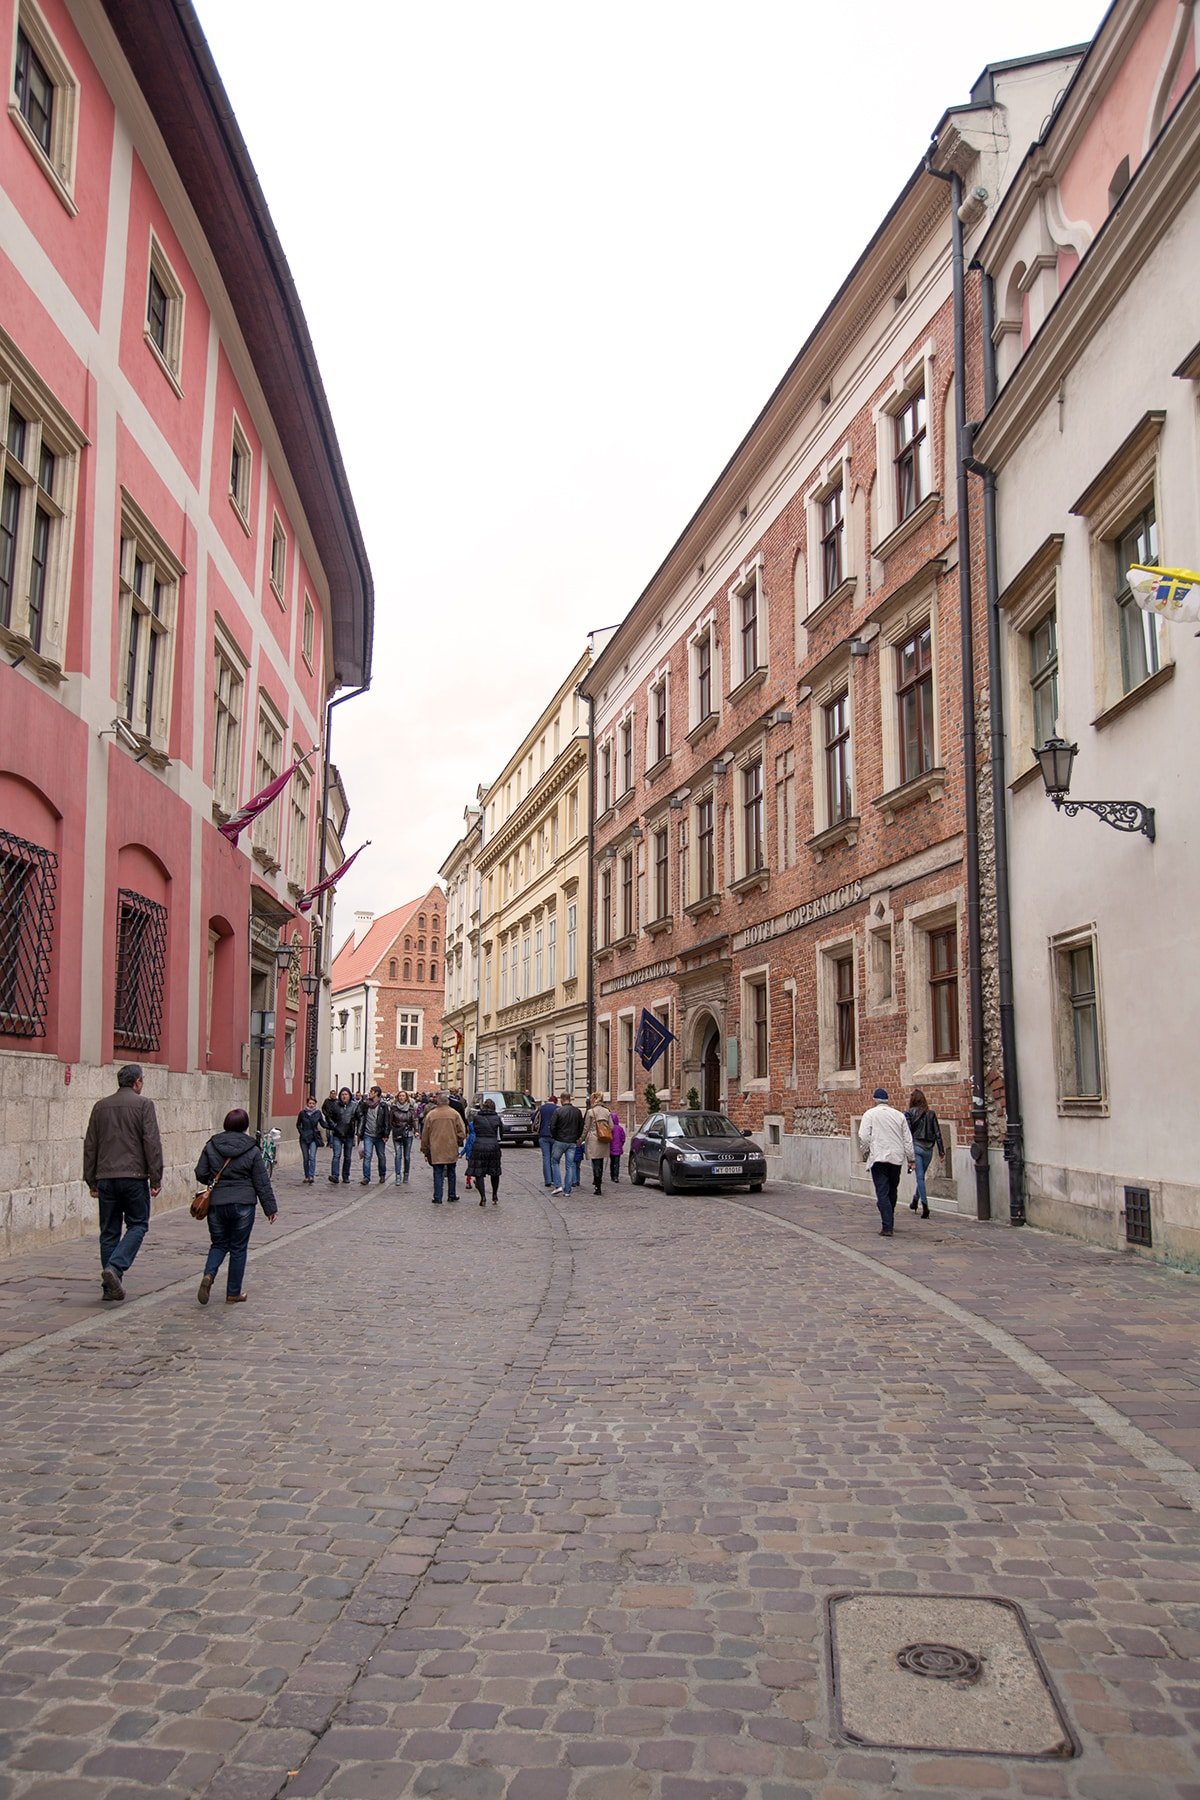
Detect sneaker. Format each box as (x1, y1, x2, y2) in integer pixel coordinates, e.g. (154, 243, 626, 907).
(197, 1272, 214, 1306)
(551, 1186, 564, 1195)
(101, 1267, 125, 1302)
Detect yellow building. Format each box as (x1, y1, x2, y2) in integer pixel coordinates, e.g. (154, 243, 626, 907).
(439, 806, 482, 1095)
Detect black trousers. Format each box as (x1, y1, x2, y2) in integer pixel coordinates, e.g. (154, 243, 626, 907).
(871, 1161, 901, 1232)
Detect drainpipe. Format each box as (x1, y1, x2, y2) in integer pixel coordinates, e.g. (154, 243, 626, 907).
(580, 685, 597, 1099)
(966, 267, 1026, 1226)
(925, 153, 991, 1223)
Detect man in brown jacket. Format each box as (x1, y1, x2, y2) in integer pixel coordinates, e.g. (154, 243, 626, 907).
(83, 1064, 163, 1302)
(420, 1092, 465, 1205)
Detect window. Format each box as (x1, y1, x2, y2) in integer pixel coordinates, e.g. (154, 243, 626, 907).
(597, 1019, 611, 1094)
(251, 700, 285, 864)
(212, 633, 245, 814)
(834, 955, 855, 1071)
(1115, 505, 1160, 693)
(896, 625, 934, 784)
(738, 575, 760, 681)
(569, 786, 580, 840)
(652, 678, 668, 765)
(353, 1007, 361, 1050)
(619, 1014, 635, 1094)
(270, 513, 287, 603)
(521, 932, 530, 998)
(397, 1010, 421, 1047)
(534, 925, 543, 991)
(1051, 928, 1105, 1111)
(697, 795, 715, 899)
(599, 864, 613, 947)
(287, 766, 309, 891)
(117, 508, 181, 753)
(0, 371, 79, 662)
(399, 1068, 416, 1093)
(742, 758, 764, 874)
(745, 973, 769, 1082)
(548, 915, 557, 986)
(11, 6, 78, 203)
(894, 388, 928, 521)
(283, 1021, 296, 1089)
(302, 592, 315, 668)
(929, 925, 959, 1062)
(1030, 611, 1059, 747)
(417, 959, 424, 982)
(388, 959, 397, 980)
(114, 888, 167, 1053)
(564, 1031, 576, 1095)
(824, 692, 852, 823)
(820, 483, 844, 598)
(566, 902, 577, 979)
(145, 236, 184, 383)
(619, 850, 634, 938)
(653, 826, 669, 919)
(619, 717, 633, 795)
(599, 741, 613, 813)
(775, 749, 796, 870)
(429, 960, 436, 985)
(0, 826, 57, 1038)
(691, 628, 714, 725)
(500, 947, 508, 1007)
(229, 417, 251, 525)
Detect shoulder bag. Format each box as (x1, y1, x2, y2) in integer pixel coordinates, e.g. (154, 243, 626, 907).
(191, 1156, 232, 1220)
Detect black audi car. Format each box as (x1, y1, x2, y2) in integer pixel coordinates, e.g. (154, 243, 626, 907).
(628, 1111, 767, 1193)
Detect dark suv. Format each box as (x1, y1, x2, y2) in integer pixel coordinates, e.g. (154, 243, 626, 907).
(469, 1090, 539, 1146)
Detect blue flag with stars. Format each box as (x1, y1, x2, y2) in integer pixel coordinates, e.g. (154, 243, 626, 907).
(635, 1008, 676, 1072)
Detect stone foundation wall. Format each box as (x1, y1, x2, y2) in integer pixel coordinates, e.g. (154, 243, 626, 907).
(1025, 1161, 1200, 1267)
(0, 1052, 246, 1257)
(765, 1129, 979, 1212)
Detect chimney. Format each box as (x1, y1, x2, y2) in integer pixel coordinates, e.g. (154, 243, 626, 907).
(353, 909, 374, 947)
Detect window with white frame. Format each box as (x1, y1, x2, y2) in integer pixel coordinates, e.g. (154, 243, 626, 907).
(652, 825, 669, 919)
(566, 902, 577, 979)
(597, 1017, 611, 1094)
(287, 766, 309, 891)
(695, 792, 715, 899)
(824, 690, 852, 824)
(283, 1021, 296, 1089)
(1050, 926, 1105, 1112)
(874, 352, 936, 548)
(740, 756, 765, 876)
(1114, 504, 1160, 695)
(117, 504, 182, 753)
(548, 914, 558, 985)
(11, 3, 79, 205)
(599, 740, 613, 814)
(689, 623, 716, 728)
(774, 749, 796, 869)
(893, 387, 929, 523)
(145, 235, 184, 384)
(902, 900, 963, 1077)
(999, 537, 1064, 781)
(534, 924, 543, 991)
(599, 863, 613, 947)
(302, 592, 315, 668)
(521, 931, 531, 998)
(817, 936, 858, 1087)
(500, 946, 508, 1007)
(269, 513, 287, 604)
(1029, 610, 1059, 748)
(618, 1012, 635, 1093)
(250, 698, 285, 863)
(1072, 415, 1169, 716)
(741, 968, 769, 1084)
(619, 715, 634, 795)
(229, 416, 251, 526)
(399, 1068, 416, 1092)
(896, 624, 934, 785)
(352, 1006, 362, 1051)
(568, 785, 580, 839)
(650, 676, 669, 766)
(0, 358, 80, 664)
(396, 1009, 422, 1048)
(619, 849, 634, 938)
(819, 481, 845, 600)
(728, 561, 765, 689)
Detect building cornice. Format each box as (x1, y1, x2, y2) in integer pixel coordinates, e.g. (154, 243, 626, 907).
(477, 740, 587, 871)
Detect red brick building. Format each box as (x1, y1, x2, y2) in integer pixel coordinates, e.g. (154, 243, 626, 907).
(328, 887, 445, 1096)
(581, 51, 1081, 1214)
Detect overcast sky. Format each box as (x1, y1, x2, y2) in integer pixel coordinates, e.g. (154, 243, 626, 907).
(193, 0, 1102, 940)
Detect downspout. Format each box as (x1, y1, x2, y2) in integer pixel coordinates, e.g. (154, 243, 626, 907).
(966, 268, 1026, 1226)
(581, 685, 596, 1098)
(925, 154, 991, 1223)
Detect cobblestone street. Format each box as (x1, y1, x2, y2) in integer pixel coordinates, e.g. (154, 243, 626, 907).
(1, 1158, 1198, 1799)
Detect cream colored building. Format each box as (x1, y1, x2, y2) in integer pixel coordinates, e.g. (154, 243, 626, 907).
(440, 807, 483, 1095)
(472, 653, 591, 1101)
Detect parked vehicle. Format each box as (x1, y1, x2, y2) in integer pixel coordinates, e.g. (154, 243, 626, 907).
(468, 1090, 539, 1146)
(628, 1111, 767, 1194)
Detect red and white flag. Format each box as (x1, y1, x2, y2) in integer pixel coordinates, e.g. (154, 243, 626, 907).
(297, 841, 370, 914)
(218, 749, 316, 844)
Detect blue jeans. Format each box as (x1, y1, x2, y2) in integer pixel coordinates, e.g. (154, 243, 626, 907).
(393, 1134, 413, 1182)
(609, 1154, 622, 1181)
(204, 1202, 257, 1297)
(550, 1142, 577, 1193)
(432, 1162, 458, 1203)
(330, 1134, 353, 1182)
(539, 1137, 554, 1186)
(913, 1142, 934, 1206)
(97, 1178, 151, 1275)
(301, 1140, 318, 1179)
(362, 1134, 387, 1180)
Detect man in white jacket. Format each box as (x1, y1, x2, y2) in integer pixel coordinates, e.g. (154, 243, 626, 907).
(858, 1087, 915, 1237)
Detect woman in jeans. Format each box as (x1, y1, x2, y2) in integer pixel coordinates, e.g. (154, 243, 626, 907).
(390, 1092, 418, 1184)
(904, 1088, 945, 1219)
(296, 1096, 325, 1183)
(194, 1107, 278, 1304)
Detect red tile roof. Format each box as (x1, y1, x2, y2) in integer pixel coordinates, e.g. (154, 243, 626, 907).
(330, 886, 443, 991)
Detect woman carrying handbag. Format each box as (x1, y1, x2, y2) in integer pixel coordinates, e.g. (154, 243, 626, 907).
(194, 1107, 278, 1305)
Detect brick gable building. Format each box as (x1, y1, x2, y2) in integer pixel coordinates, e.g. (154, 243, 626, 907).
(329, 887, 445, 1097)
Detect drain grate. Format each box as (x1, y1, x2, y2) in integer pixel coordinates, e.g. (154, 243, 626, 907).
(829, 1592, 1076, 1759)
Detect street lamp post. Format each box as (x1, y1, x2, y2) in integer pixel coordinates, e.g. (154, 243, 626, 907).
(1034, 737, 1156, 842)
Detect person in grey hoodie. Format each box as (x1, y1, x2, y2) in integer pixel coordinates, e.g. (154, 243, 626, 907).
(194, 1108, 278, 1304)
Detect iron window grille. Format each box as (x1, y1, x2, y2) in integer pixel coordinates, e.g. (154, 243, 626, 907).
(1124, 1186, 1152, 1248)
(114, 888, 167, 1052)
(0, 827, 57, 1037)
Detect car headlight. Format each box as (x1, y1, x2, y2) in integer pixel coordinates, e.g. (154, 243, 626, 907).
(677, 1150, 705, 1163)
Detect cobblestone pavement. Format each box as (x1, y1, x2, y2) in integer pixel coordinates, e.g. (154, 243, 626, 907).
(0, 1156, 1198, 1799)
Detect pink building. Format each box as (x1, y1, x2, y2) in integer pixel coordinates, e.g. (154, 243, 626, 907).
(0, 0, 372, 1251)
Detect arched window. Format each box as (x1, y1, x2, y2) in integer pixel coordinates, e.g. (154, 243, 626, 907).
(404, 935, 412, 951)
(418, 936, 425, 953)
(430, 961, 438, 984)
(417, 960, 425, 981)
(431, 939, 439, 958)
(403, 959, 412, 980)
(418, 913, 426, 930)
(388, 958, 397, 979)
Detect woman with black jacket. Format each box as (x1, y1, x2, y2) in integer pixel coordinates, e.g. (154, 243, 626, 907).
(194, 1108, 278, 1305)
(469, 1097, 503, 1206)
(904, 1088, 945, 1219)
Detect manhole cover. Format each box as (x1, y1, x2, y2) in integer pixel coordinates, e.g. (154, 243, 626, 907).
(829, 1593, 1075, 1758)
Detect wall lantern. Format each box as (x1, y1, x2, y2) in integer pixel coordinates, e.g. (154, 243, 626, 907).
(273, 941, 295, 975)
(1034, 736, 1155, 842)
(300, 970, 321, 998)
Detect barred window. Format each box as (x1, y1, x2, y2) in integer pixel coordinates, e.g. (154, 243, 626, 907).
(0, 827, 57, 1038)
(114, 888, 167, 1052)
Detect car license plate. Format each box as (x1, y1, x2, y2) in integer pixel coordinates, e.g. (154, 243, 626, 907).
(715, 1165, 743, 1176)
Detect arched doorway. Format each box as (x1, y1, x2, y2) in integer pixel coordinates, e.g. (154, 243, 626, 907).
(701, 1025, 722, 1112)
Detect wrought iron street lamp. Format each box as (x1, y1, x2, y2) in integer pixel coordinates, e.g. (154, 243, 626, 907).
(1034, 736, 1155, 842)
(300, 969, 321, 998)
(273, 940, 295, 976)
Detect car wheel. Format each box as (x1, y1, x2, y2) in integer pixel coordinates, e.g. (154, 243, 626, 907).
(749, 1182, 763, 1193)
(630, 1161, 645, 1186)
(659, 1158, 677, 1195)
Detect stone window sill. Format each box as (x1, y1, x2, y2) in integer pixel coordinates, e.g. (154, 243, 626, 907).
(727, 666, 768, 706)
(873, 767, 945, 822)
(645, 753, 673, 782)
(872, 492, 941, 561)
(686, 712, 720, 747)
(1091, 661, 1174, 732)
(804, 576, 857, 632)
(683, 895, 721, 921)
(645, 915, 674, 937)
(729, 869, 769, 898)
(806, 815, 860, 859)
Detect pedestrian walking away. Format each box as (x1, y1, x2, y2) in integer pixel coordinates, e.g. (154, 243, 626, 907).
(324, 1086, 357, 1185)
(355, 1085, 389, 1184)
(420, 1091, 465, 1204)
(390, 1091, 418, 1184)
(858, 1086, 915, 1236)
(905, 1087, 945, 1218)
(461, 1115, 475, 1188)
(608, 1107, 626, 1183)
(581, 1091, 614, 1194)
(534, 1093, 558, 1187)
(194, 1107, 278, 1305)
(83, 1063, 163, 1303)
(548, 1092, 584, 1195)
(469, 1097, 503, 1205)
(295, 1097, 325, 1183)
